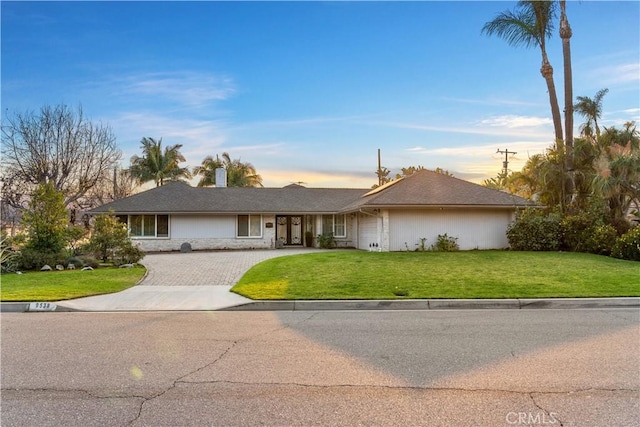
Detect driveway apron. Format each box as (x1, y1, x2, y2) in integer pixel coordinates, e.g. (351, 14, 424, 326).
(56, 249, 322, 311)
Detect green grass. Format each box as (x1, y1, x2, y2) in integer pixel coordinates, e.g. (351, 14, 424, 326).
(0, 266, 146, 301)
(231, 251, 640, 300)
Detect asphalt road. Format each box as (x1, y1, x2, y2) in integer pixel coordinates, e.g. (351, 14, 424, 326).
(2, 309, 638, 426)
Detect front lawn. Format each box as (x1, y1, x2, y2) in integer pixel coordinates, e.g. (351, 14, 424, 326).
(0, 266, 146, 301)
(231, 251, 640, 300)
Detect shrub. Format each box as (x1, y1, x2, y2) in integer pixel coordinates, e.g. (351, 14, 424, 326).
(1, 236, 20, 273)
(113, 243, 145, 266)
(18, 247, 66, 270)
(87, 213, 144, 264)
(77, 255, 99, 269)
(561, 212, 595, 252)
(64, 256, 86, 269)
(317, 233, 336, 249)
(430, 233, 459, 252)
(586, 224, 618, 256)
(561, 212, 618, 255)
(611, 227, 640, 261)
(507, 209, 563, 251)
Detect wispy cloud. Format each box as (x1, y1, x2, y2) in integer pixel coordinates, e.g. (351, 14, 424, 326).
(231, 112, 389, 131)
(379, 119, 552, 139)
(480, 115, 553, 128)
(406, 141, 550, 158)
(110, 112, 228, 160)
(92, 71, 236, 109)
(588, 63, 640, 86)
(439, 96, 541, 107)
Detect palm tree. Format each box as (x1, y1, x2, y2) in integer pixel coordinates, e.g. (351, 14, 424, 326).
(574, 88, 609, 141)
(128, 137, 191, 187)
(593, 123, 640, 231)
(193, 152, 263, 187)
(482, 0, 564, 146)
(559, 0, 574, 198)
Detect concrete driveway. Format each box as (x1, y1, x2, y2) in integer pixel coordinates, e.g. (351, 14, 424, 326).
(57, 249, 322, 312)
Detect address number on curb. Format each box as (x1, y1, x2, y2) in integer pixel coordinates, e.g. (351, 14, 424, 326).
(28, 302, 57, 312)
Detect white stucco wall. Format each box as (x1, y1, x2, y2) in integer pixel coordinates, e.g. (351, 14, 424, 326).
(171, 215, 235, 238)
(388, 209, 514, 251)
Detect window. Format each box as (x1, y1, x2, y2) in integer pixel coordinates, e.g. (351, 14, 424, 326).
(321, 214, 346, 238)
(127, 215, 169, 238)
(334, 214, 346, 237)
(237, 215, 262, 238)
(157, 215, 169, 237)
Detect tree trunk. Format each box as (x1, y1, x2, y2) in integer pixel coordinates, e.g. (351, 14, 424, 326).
(560, 0, 575, 202)
(539, 54, 564, 146)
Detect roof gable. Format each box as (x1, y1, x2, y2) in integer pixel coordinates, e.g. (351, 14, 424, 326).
(343, 169, 536, 210)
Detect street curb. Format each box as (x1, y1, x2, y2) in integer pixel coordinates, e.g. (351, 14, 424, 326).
(1, 302, 80, 313)
(2, 297, 638, 313)
(222, 297, 640, 311)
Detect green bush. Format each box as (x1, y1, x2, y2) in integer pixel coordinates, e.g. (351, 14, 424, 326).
(64, 256, 86, 269)
(586, 224, 618, 256)
(507, 210, 562, 251)
(317, 233, 336, 249)
(611, 227, 640, 261)
(77, 255, 99, 269)
(561, 212, 595, 252)
(18, 247, 66, 270)
(561, 212, 618, 255)
(430, 233, 459, 252)
(87, 213, 144, 264)
(1, 236, 20, 273)
(113, 243, 145, 266)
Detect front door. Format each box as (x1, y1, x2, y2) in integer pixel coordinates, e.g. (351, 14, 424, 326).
(276, 215, 303, 246)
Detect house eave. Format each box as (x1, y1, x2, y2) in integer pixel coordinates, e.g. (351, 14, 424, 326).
(342, 203, 537, 213)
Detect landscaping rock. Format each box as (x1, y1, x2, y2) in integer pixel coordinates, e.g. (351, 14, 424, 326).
(81, 266, 94, 271)
(119, 263, 134, 268)
(40, 265, 52, 271)
(55, 264, 64, 271)
(67, 263, 76, 270)
(180, 242, 192, 253)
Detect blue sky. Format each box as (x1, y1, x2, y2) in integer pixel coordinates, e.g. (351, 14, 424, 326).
(2, 1, 639, 188)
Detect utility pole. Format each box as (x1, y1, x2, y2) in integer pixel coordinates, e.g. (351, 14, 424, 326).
(377, 148, 382, 187)
(496, 148, 517, 176)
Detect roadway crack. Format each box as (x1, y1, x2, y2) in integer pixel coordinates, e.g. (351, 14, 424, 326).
(125, 339, 239, 426)
(170, 380, 637, 396)
(529, 392, 564, 426)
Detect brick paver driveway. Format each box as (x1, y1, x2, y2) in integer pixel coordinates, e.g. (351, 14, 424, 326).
(138, 249, 325, 287)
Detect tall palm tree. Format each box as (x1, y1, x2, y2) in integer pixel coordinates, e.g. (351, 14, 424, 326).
(482, 0, 564, 146)
(574, 88, 609, 141)
(559, 0, 574, 198)
(193, 152, 263, 187)
(128, 137, 191, 187)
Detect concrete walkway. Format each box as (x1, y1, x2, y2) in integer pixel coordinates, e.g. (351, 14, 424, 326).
(56, 249, 323, 312)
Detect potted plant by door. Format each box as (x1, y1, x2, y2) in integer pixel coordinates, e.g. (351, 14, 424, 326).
(305, 231, 314, 247)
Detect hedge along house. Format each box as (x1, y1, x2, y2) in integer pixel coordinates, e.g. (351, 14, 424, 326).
(89, 169, 537, 252)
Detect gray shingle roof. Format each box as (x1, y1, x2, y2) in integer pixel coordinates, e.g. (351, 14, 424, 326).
(341, 169, 536, 211)
(90, 182, 368, 214)
(90, 170, 536, 215)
